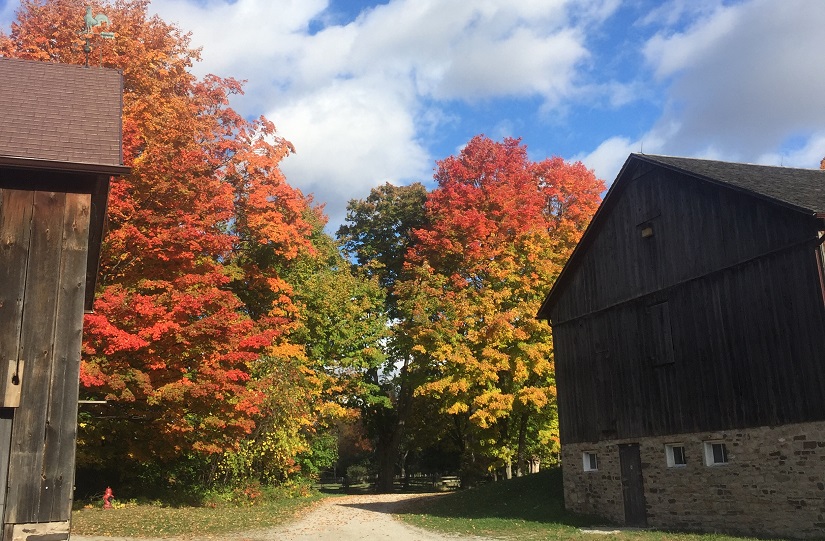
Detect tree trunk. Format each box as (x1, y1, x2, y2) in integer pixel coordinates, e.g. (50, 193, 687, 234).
(375, 433, 397, 493)
(373, 362, 412, 493)
(400, 449, 408, 479)
(515, 412, 529, 477)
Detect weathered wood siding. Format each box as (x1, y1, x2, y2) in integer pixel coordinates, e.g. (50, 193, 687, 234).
(549, 163, 825, 444)
(549, 161, 818, 324)
(0, 187, 90, 531)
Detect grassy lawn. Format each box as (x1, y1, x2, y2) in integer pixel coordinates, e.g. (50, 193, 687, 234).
(396, 468, 780, 541)
(70, 485, 324, 538)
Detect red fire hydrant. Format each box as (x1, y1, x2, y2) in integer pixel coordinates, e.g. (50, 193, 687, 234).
(103, 487, 114, 509)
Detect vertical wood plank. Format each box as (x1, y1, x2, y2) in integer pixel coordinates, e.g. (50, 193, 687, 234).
(40, 193, 90, 521)
(0, 188, 33, 538)
(5, 191, 66, 524)
(0, 409, 13, 533)
(0, 189, 33, 406)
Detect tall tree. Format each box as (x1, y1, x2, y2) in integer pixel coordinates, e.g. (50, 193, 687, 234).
(1, 0, 316, 471)
(397, 135, 603, 482)
(288, 213, 389, 417)
(337, 183, 428, 491)
(338, 182, 428, 319)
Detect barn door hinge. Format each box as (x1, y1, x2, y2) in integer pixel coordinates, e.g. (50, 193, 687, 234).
(3, 358, 24, 408)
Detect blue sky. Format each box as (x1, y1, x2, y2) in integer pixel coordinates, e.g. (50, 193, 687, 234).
(3, 0, 825, 230)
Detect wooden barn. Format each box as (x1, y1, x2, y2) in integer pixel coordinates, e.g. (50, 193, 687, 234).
(537, 153, 825, 538)
(0, 58, 127, 541)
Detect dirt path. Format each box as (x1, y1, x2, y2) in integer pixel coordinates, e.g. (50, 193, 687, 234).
(240, 492, 483, 541)
(71, 493, 487, 541)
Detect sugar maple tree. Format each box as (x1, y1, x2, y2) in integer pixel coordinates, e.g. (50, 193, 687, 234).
(397, 135, 603, 480)
(1, 0, 318, 466)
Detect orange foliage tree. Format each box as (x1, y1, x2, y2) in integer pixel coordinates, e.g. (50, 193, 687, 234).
(397, 135, 603, 480)
(0, 0, 319, 472)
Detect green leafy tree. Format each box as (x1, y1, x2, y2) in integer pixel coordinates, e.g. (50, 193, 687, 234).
(337, 183, 428, 491)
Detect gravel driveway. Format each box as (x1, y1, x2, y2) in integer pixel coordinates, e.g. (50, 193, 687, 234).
(71, 493, 487, 541)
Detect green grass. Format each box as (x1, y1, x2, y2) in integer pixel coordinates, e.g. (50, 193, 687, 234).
(71, 485, 324, 538)
(396, 468, 779, 541)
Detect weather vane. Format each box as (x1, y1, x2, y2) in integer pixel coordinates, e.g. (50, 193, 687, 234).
(79, 6, 115, 67)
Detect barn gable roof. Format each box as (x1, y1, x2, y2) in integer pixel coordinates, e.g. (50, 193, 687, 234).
(0, 57, 128, 174)
(537, 153, 825, 320)
(640, 154, 825, 214)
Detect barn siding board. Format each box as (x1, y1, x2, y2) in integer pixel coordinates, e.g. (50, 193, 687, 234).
(5, 192, 66, 523)
(0, 411, 12, 533)
(556, 240, 825, 444)
(549, 168, 815, 325)
(0, 170, 112, 314)
(0, 189, 33, 533)
(39, 193, 89, 521)
(0, 189, 34, 405)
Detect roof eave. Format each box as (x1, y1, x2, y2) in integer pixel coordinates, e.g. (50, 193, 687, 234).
(0, 155, 130, 176)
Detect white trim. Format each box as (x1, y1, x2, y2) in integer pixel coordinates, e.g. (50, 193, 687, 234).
(582, 451, 599, 471)
(703, 440, 729, 466)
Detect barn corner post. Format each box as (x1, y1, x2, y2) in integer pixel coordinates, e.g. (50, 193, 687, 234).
(0, 58, 129, 541)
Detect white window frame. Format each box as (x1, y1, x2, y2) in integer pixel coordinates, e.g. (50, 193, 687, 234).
(665, 443, 686, 468)
(582, 451, 599, 472)
(703, 441, 729, 466)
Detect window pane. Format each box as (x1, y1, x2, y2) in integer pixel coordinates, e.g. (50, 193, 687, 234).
(673, 446, 686, 465)
(712, 443, 727, 463)
(583, 452, 598, 471)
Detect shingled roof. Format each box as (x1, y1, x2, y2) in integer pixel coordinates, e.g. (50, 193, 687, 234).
(0, 57, 128, 174)
(637, 154, 825, 214)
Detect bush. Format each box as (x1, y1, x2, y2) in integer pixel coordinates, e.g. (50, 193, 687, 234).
(345, 463, 371, 484)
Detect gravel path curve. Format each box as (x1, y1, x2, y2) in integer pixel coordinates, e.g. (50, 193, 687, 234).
(71, 493, 487, 541)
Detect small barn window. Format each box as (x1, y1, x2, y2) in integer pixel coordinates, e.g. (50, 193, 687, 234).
(583, 452, 599, 472)
(665, 443, 686, 467)
(703, 441, 728, 466)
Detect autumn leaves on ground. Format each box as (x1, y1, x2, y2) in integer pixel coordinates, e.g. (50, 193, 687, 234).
(1, 0, 602, 535)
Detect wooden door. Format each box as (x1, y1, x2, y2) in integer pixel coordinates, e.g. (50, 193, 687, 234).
(619, 443, 647, 527)
(0, 188, 91, 540)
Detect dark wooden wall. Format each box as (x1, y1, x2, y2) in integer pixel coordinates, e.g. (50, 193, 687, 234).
(549, 161, 818, 324)
(548, 163, 825, 444)
(1, 187, 90, 534)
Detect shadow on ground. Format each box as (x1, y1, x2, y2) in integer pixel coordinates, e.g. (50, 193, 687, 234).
(330, 469, 597, 529)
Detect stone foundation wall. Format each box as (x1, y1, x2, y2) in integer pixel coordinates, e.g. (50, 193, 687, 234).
(562, 420, 825, 539)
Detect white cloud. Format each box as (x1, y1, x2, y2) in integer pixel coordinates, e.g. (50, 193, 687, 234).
(314, 0, 595, 103)
(147, 0, 611, 230)
(272, 76, 430, 229)
(644, 5, 737, 80)
(639, 0, 722, 29)
(435, 27, 587, 103)
(642, 0, 825, 159)
(756, 131, 825, 169)
(153, 0, 326, 78)
(575, 136, 643, 187)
